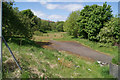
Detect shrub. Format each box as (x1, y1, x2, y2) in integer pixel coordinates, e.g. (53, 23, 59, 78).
(34, 31, 43, 36)
(97, 17, 120, 45)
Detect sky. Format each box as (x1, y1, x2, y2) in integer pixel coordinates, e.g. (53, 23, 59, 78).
(13, 1, 119, 22)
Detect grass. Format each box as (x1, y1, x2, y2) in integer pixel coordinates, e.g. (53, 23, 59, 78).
(32, 32, 66, 42)
(2, 33, 114, 78)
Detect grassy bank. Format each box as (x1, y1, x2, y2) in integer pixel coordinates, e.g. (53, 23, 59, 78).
(2, 37, 113, 78)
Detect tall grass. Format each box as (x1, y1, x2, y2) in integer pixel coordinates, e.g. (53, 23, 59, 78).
(2, 37, 113, 78)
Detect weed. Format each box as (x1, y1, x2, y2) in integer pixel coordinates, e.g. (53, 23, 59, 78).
(20, 71, 30, 78)
(2, 32, 114, 78)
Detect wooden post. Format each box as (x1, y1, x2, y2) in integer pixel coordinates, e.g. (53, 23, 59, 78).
(0, 0, 2, 79)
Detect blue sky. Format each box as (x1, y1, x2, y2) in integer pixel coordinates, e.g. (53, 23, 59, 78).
(13, 1, 118, 22)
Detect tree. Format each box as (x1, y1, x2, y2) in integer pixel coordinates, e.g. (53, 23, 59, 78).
(31, 16, 41, 31)
(20, 9, 41, 34)
(49, 22, 57, 31)
(2, 2, 40, 39)
(77, 2, 113, 41)
(40, 20, 50, 32)
(20, 9, 34, 19)
(3, 2, 30, 38)
(63, 10, 80, 37)
(56, 21, 64, 32)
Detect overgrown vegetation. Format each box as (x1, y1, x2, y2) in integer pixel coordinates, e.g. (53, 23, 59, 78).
(63, 2, 119, 65)
(2, 37, 113, 78)
(2, 0, 119, 78)
(3, 1, 64, 40)
(3, 2, 40, 39)
(63, 2, 120, 46)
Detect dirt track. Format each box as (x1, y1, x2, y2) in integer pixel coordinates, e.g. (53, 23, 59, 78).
(48, 40, 112, 63)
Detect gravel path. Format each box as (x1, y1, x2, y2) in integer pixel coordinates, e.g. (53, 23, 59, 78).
(48, 40, 112, 63)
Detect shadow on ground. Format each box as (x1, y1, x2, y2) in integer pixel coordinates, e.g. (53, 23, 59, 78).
(3, 37, 52, 48)
(35, 41, 52, 47)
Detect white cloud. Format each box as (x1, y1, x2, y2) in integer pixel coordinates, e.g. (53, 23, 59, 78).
(32, 10, 47, 18)
(61, 4, 83, 11)
(48, 15, 67, 21)
(43, 3, 83, 12)
(40, 1, 47, 5)
(31, 10, 67, 21)
(46, 4, 59, 10)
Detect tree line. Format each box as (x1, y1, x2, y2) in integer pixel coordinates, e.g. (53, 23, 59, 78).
(63, 2, 120, 46)
(3, 2, 120, 46)
(3, 1, 64, 40)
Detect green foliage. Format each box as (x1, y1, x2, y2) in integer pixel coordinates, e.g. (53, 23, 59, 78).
(100, 66, 110, 77)
(40, 20, 51, 32)
(77, 3, 112, 41)
(49, 22, 57, 31)
(112, 56, 119, 65)
(63, 10, 80, 37)
(3, 1, 64, 39)
(34, 31, 43, 36)
(20, 9, 41, 33)
(20, 9, 34, 19)
(2, 2, 31, 38)
(97, 17, 120, 45)
(2, 2, 41, 39)
(56, 21, 64, 32)
(32, 16, 41, 31)
(64, 2, 119, 46)
(40, 20, 64, 32)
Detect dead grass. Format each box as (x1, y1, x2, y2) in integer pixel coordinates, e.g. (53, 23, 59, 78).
(58, 58, 74, 68)
(3, 58, 18, 72)
(32, 32, 66, 41)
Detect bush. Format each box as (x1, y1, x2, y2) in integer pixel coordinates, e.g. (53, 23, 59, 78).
(3, 2, 41, 40)
(63, 10, 80, 37)
(77, 3, 112, 41)
(64, 2, 113, 41)
(56, 22, 64, 32)
(34, 31, 43, 36)
(97, 17, 120, 45)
